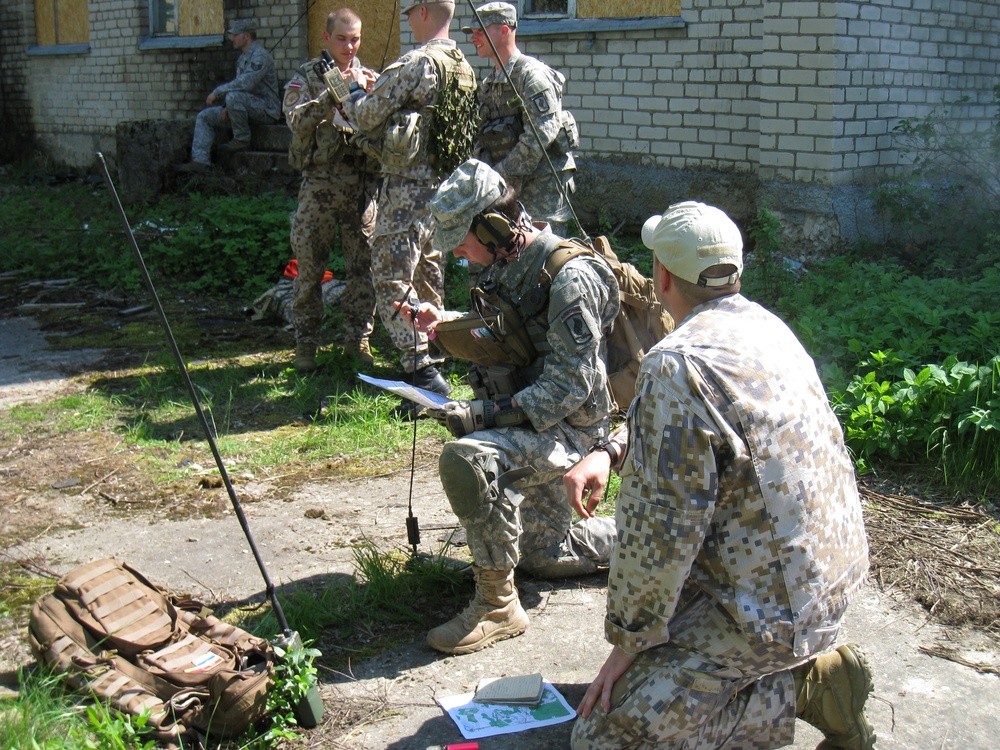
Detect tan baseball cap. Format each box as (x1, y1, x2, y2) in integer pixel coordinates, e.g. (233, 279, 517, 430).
(430, 159, 507, 254)
(641, 201, 743, 287)
(401, 0, 455, 16)
(462, 2, 517, 32)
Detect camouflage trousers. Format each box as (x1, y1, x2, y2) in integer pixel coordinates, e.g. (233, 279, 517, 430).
(291, 166, 377, 348)
(572, 592, 844, 750)
(191, 92, 278, 164)
(372, 174, 445, 373)
(517, 169, 575, 236)
(438, 422, 616, 576)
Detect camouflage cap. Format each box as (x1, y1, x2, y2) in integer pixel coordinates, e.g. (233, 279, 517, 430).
(642, 201, 744, 287)
(430, 159, 507, 254)
(462, 2, 518, 32)
(401, 0, 455, 16)
(226, 18, 257, 35)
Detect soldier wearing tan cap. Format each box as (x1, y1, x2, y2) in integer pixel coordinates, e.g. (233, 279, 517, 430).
(565, 202, 875, 750)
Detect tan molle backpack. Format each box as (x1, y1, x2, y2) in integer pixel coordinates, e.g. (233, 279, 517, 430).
(28, 558, 274, 745)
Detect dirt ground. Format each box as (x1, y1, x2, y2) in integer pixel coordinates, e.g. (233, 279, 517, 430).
(2, 287, 999, 748)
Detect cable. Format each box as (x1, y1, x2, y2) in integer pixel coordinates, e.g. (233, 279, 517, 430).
(96, 152, 292, 637)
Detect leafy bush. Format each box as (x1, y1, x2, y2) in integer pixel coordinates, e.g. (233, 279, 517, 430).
(0, 181, 296, 298)
(833, 354, 999, 494)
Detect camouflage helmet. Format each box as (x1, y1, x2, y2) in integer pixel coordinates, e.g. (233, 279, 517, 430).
(462, 2, 517, 32)
(430, 159, 507, 253)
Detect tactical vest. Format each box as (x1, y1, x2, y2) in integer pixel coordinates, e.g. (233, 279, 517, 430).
(288, 60, 370, 172)
(433, 237, 614, 401)
(381, 45, 477, 175)
(478, 56, 578, 167)
(434, 236, 671, 409)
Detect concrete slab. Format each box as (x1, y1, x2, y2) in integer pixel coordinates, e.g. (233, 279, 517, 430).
(326, 581, 1000, 750)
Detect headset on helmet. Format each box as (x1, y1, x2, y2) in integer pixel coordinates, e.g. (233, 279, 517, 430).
(471, 211, 516, 254)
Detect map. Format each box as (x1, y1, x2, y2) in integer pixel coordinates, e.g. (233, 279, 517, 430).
(437, 681, 576, 739)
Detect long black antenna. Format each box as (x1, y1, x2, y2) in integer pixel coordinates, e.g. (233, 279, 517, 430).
(95, 152, 291, 637)
(464, 0, 587, 240)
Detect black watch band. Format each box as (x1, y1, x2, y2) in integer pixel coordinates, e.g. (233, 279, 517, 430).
(591, 436, 620, 466)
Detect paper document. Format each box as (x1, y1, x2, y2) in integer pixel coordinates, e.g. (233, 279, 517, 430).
(437, 680, 575, 739)
(357, 373, 453, 408)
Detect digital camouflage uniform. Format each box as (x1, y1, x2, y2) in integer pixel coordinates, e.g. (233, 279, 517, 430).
(192, 42, 280, 164)
(342, 39, 476, 372)
(283, 57, 379, 351)
(573, 293, 870, 750)
(476, 50, 578, 234)
(441, 227, 619, 577)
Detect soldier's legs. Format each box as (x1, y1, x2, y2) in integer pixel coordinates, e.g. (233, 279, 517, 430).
(191, 106, 226, 165)
(222, 91, 277, 142)
(439, 425, 614, 576)
(371, 176, 443, 373)
(338, 173, 378, 343)
(572, 594, 801, 750)
(291, 178, 338, 355)
(428, 425, 614, 654)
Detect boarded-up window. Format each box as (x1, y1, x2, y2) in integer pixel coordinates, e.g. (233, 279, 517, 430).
(150, 0, 223, 37)
(35, 0, 90, 45)
(524, 0, 680, 19)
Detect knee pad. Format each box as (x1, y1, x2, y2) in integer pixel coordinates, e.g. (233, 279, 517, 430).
(439, 442, 493, 518)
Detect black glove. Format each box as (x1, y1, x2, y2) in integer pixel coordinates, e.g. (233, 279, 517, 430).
(426, 399, 525, 438)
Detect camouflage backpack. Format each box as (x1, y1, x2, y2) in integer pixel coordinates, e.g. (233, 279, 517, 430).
(28, 558, 274, 745)
(543, 236, 675, 411)
(423, 45, 478, 175)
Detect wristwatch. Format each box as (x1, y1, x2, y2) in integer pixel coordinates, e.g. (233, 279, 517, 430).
(590, 436, 621, 466)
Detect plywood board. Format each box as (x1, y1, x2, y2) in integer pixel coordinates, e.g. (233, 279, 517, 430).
(180, 0, 224, 37)
(37, 0, 91, 45)
(308, 0, 399, 71)
(578, 0, 680, 19)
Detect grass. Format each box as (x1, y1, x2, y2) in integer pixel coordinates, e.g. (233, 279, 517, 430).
(1, 157, 998, 745)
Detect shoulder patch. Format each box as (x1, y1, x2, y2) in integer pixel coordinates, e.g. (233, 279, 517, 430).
(531, 92, 551, 114)
(559, 304, 594, 347)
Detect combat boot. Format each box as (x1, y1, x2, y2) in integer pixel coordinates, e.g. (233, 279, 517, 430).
(294, 343, 317, 373)
(426, 567, 529, 654)
(344, 338, 374, 368)
(411, 364, 451, 396)
(794, 643, 876, 750)
(392, 364, 451, 420)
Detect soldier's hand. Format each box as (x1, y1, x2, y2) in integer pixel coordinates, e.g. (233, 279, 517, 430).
(425, 400, 493, 438)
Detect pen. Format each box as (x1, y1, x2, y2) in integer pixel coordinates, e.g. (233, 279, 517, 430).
(390, 283, 415, 323)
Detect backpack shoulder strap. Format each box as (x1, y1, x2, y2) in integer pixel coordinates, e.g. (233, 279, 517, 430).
(540, 237, 595, 286)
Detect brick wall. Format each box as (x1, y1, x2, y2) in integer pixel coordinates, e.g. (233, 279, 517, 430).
(4, 0, 999, 251)
(1, 0, 309, 167)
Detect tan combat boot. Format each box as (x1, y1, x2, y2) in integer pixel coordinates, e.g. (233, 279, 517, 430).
(794, 644, 876, 750)
(344, 338, 374, 367)
(294, 343, 317, 373)
(426, 567, 529, 655)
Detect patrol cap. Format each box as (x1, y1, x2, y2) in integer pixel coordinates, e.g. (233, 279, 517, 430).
(226, 18, 257, 35)
(430, 159, 507, 253)
(401, 0, 455, 16)
(462, 2, 518, 32)
(641, 201, 744, 287)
